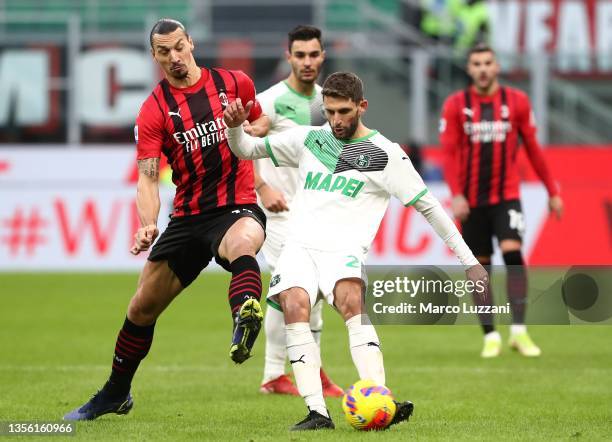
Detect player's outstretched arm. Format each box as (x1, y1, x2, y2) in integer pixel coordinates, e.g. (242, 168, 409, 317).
(413, 191, 478, 266)
(131, 157, 161, 255)
(413, 191, 488, 296)
(225, 98, 304, 168)
(381, 144, 488, 295)
(224, 98, 270, 160)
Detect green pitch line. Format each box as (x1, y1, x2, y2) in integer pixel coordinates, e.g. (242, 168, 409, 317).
(0, 273, 611, 441)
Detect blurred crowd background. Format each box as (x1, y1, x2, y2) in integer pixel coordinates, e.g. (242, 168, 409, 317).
(1, 0, 611, 148)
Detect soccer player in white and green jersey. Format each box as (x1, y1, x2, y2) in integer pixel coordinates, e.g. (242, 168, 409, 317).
(250, 25, 342, 398)
(224, 72, 489, 431)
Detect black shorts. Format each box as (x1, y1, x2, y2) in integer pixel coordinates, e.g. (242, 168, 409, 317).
(460, 199, 524, 257)
(148, 204, 266, 288)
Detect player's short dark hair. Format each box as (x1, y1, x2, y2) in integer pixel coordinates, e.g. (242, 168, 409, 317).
(322, 72, 364, 103)
(149, 18, 189, 48)
(467, 42, 495, 60)
(288, 25, 323, 52)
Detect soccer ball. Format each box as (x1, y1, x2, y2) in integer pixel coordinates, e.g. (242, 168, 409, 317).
(342, 379, 396, 430)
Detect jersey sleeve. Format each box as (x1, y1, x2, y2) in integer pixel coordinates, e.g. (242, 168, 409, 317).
(256, 88, 277, 126)
(233, 70, 263, 122)
(516, 91, 559, 196)
(135, 95, 165, 160)
(380, 143, 429, 206)
(516, 91, 538, 141)
(262, 126, 307, 168)
(440, 95, 463, 196)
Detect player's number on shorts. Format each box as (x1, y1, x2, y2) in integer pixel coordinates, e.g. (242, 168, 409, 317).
(508, 209, 525, 236)
(346, 255, 360, 268)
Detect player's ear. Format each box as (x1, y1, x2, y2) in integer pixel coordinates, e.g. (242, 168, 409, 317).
(358, 99, 368, 113)
(321, 49, 326, 61)
(285, 50, 291, 62)
(188, 35, 194, 51)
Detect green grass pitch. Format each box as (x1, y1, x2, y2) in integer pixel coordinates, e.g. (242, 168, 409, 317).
(1, 272, 611, 441)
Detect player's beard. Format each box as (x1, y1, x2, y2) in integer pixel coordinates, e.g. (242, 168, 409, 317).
(332, 115, 359, 141)
(299, 71, 318, 84)
(170, 69, 189, 80)
(169, 63, 189, 79)
(171, 70, 189, 79)
(295, 66, 318, 85)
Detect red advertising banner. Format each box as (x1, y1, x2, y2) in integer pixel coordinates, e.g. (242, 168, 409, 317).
(422, 147, 612, 265)
(0, 147, 610, 270)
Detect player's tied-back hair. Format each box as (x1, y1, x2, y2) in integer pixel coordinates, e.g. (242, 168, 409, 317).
(322, 72, 364, 103)
(288, 25, 323, 51)
(149, 18, 189, 47)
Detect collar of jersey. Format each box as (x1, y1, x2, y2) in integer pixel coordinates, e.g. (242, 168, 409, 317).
(283, 80, 317, 100)
(469, 84, 499, 102)
(343, 130, 378, 144)
(166, 67, 209, 94)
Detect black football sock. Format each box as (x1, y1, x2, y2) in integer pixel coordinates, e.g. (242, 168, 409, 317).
(105, 317, 155, 398)
(228, 255, 262, 319)
(503, 251, 527, 324)
(475, 264, 495, 335)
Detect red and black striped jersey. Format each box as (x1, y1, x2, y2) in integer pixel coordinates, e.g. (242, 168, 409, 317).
(135, 67, 263, 217)
(440, 85, 559, 208)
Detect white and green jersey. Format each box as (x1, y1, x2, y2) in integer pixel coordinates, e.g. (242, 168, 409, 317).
(255, 81, 325, 209)
(263, 126, 428, 252)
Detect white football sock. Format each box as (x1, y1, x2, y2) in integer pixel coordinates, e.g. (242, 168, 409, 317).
(510, 324, 527, 336)
(262, 306, 287, 383)
(310, 300, 324, 347)
(286, 322, 327, 417)
(484, 330, 502, 342)
(346, 314, 385, 385)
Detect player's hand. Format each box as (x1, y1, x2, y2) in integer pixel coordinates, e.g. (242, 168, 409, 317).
(224, 98, 253, 128)
(243, 117, 269, 137)
(466, 263, 489, 301)
(548, 195, 563, 220)
(258, 183, 289, 213)
(130, 224, 159, 255)
(242, 121, 255, 135)
(451, 194, 470, 221)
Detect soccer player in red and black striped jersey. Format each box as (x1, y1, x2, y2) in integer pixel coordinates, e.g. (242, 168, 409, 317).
(64, 19, 269, 421)
(440, 43, 563, 358)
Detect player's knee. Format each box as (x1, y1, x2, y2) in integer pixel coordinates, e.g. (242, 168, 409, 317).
(127, 292, 160, 325)
(224, 230, 263, 261)
(333, 279, 363, 320)
(279, 291, 310, 323)
(334, 293, 362, 322)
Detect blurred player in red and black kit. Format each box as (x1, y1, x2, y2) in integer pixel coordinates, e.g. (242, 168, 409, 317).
(65, 19, 268, 420)
(440, 43, 563, 358)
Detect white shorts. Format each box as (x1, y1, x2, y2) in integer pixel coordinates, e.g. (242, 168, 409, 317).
(267, 243, 366, 310)
(260, 216, 289, 271)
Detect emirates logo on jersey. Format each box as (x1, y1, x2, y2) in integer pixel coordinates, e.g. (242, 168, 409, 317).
(463, 120, 512, 143)
(172, 117, 228, 153)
